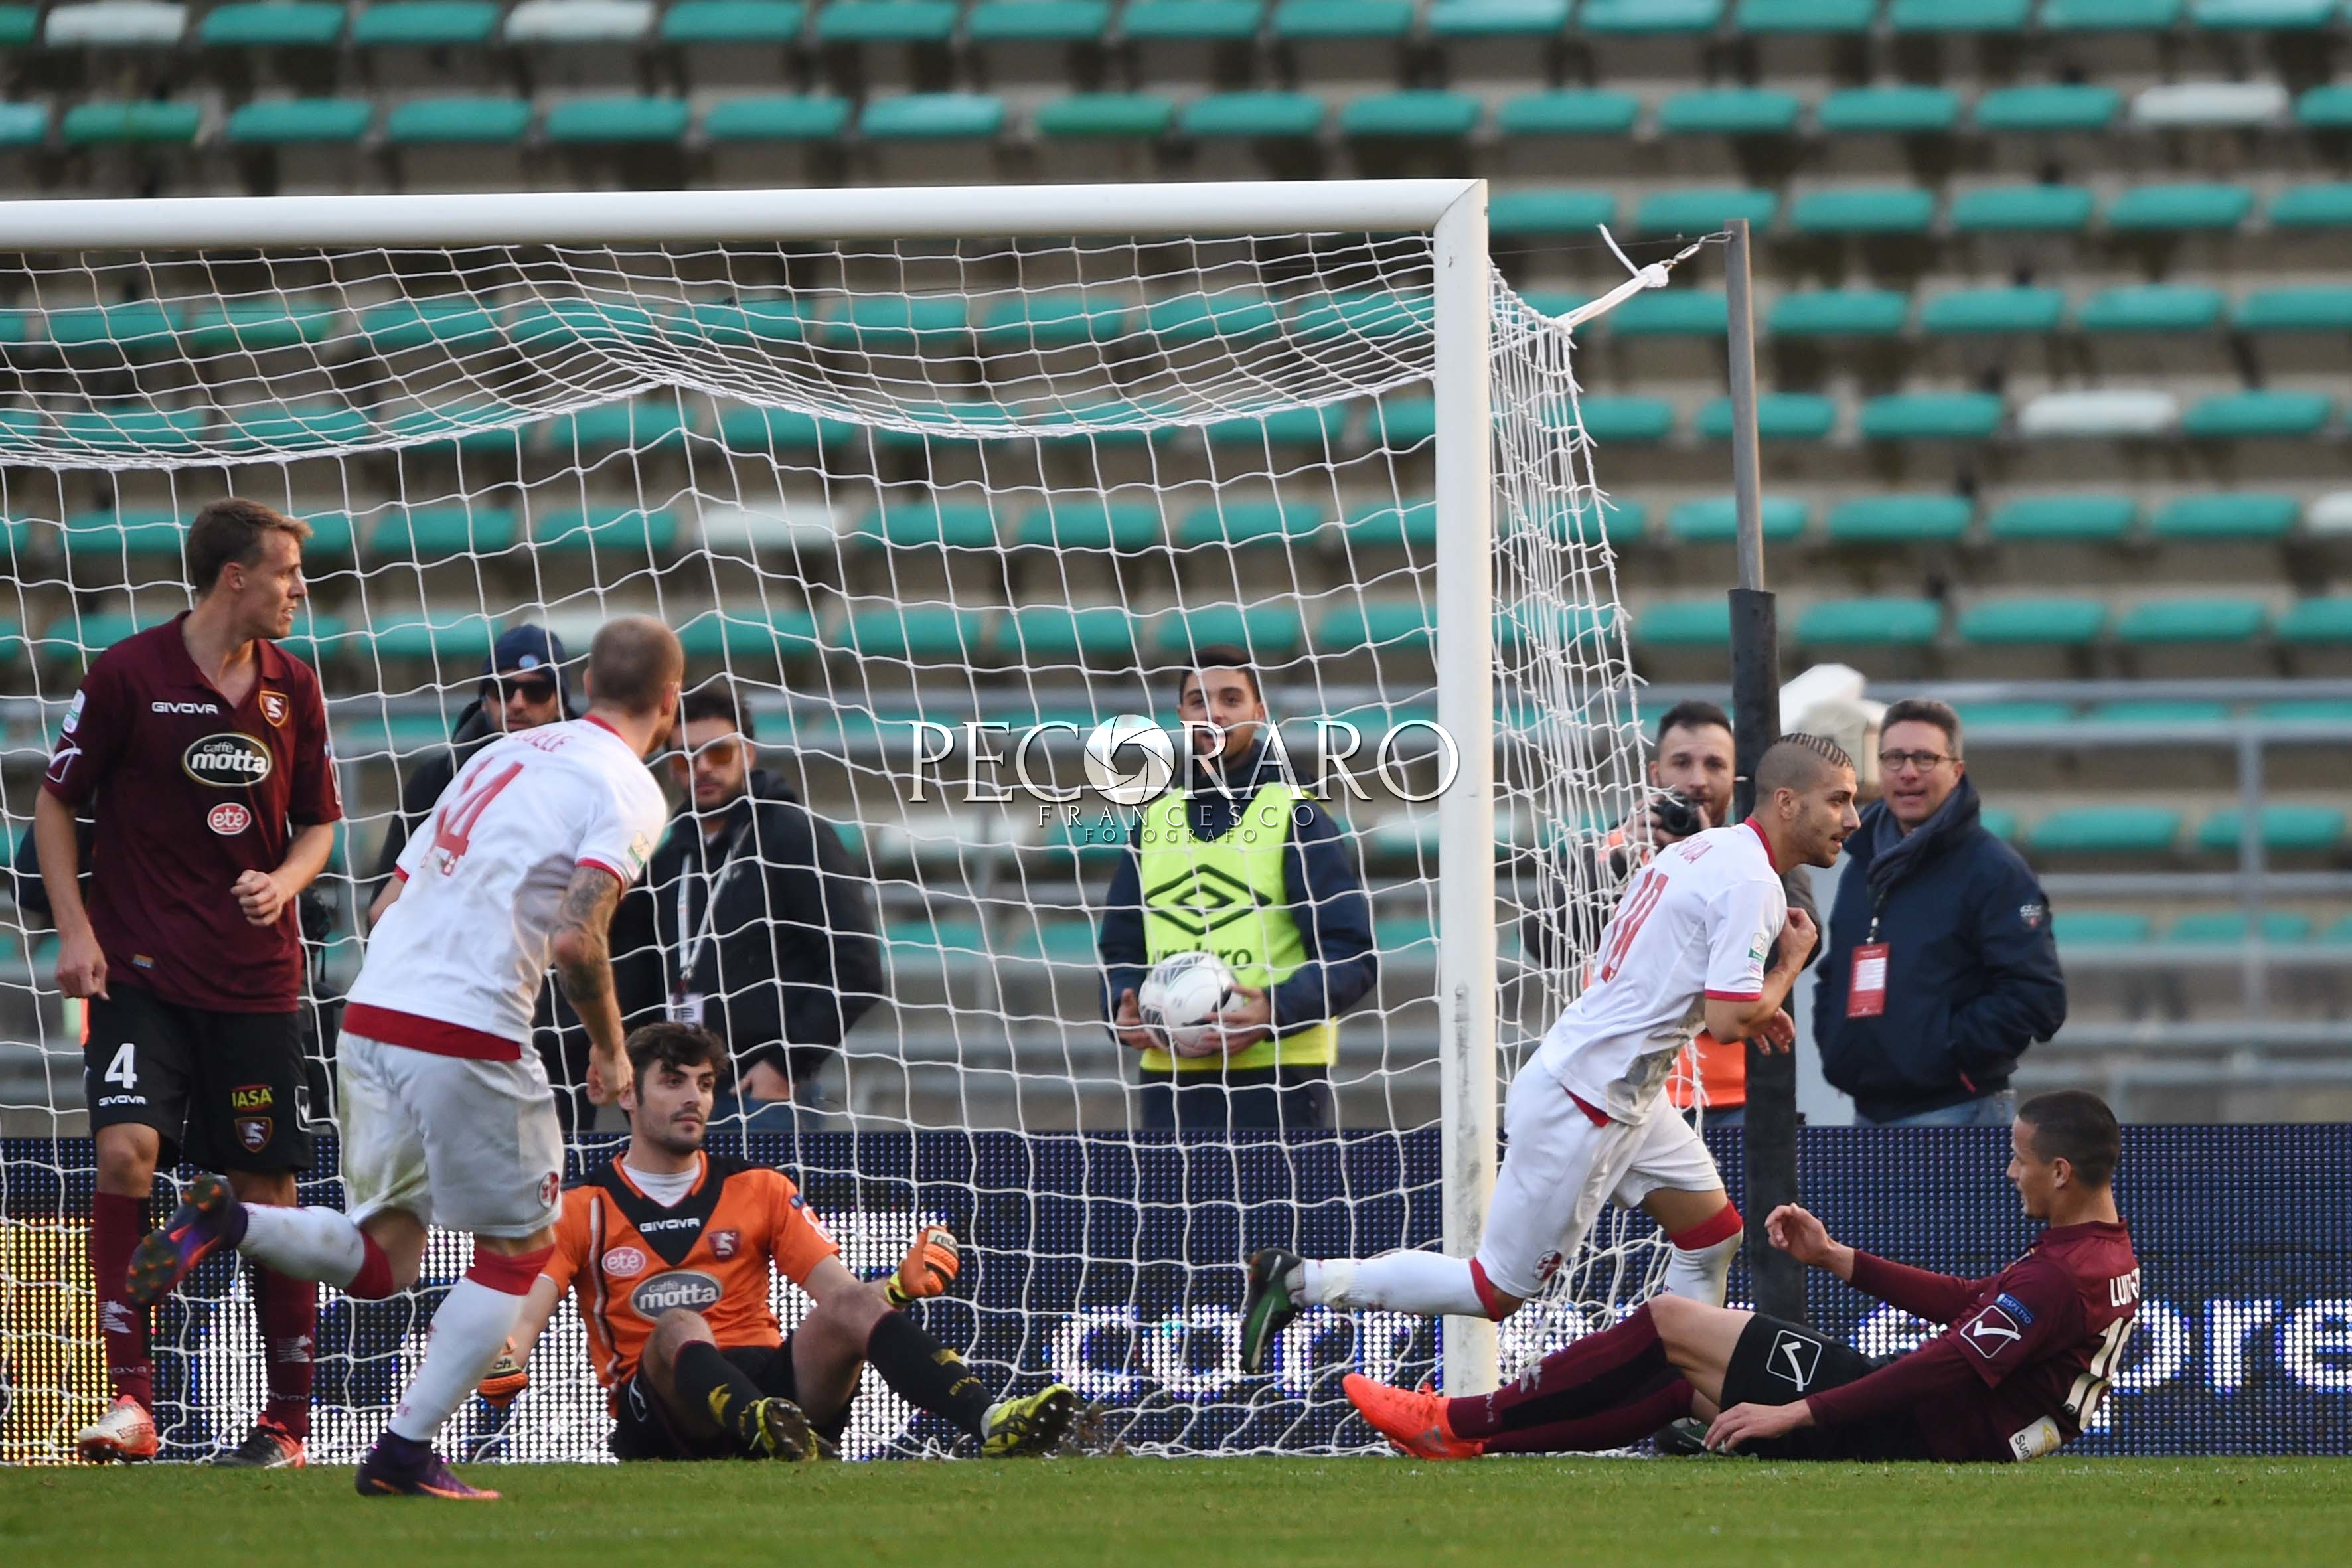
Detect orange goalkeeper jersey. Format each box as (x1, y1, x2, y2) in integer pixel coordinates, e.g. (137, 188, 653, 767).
(542, 1152, 838, 1389)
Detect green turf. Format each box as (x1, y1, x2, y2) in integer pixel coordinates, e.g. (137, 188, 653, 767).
(4, 1458, 2347, 1567)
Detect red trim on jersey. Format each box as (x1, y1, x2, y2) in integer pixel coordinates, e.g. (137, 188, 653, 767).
(392, 867, 409, 883)
(1565, 1088, 1610, 1127)
(1743, 817, 1785, 874)
(345, 1002, 521, 1061)
(466, 1245, 554, 1296)
(1704, 988, 1763, 1002)
(1467, 1257, 1508, 1321)
(582, 714, 625, 741)
(576, 857, 629, 884)
(1666, 1202, 1743, 1252)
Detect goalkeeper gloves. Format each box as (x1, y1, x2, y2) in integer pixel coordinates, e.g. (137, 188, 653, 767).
(478, 1340, 530, 1409)
(885, 1225, 960, 1308)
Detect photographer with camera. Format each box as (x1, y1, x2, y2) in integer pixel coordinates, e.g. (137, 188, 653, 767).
(1523, 700, 1818, 1127)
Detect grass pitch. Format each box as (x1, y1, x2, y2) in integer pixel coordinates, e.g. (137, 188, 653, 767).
(3, 1457, 2344, 1567)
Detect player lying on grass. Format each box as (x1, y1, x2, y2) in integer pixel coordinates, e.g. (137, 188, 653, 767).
(481, 1022, 1078, 1461)
(1346, 1089, 2141, 1464)
(1239, 737, 1856, 1371)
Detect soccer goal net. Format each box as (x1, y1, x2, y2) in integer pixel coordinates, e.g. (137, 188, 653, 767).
(0, 183, 1656, 1463)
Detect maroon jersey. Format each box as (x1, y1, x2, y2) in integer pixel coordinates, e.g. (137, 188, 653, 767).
(42, 613, 341, 1012)
(1806, 1221, 2141, 1462)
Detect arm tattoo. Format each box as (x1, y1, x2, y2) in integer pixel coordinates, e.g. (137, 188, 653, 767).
(553, 867, 623, 1007)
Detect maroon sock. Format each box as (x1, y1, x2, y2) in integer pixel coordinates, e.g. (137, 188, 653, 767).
(1450, 1301, 1668, 1440)
(252, 1260, 317, 1440)
(345, 1233, 398, 1302)
(90, 1192, 153, 1410)
(1482, 1375, 1695, 1455)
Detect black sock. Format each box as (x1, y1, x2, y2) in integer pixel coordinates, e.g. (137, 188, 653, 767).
(672, 1340, 768, 1450)
(865, 1310, 994, 1438)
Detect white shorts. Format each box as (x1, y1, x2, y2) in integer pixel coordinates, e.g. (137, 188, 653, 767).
(1473, 1059, 1725, 1302)
(337, 1030, 564, 1239)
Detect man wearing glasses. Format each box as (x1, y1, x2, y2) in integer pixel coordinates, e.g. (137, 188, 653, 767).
(1814, 698, 2067, 1127)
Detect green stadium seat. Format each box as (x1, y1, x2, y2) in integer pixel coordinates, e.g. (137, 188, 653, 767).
(2029, 807, 2182, 857)
(684, 305, 811, 356)
(1495, 90, 1642, 137)
(532, 507, 681, 554)
(1146, 292, 1281, 345)
(1887, 0, 2029, 28)
(369, 508, 522, 557)
(0, 6, 37, 46)
(222, 403, 376, 453)
(1344, 497, 1440, 550)
(61, 408, 210, 451)
(1974, 84, 2122, 132)
(815, 1, 957, 42)
(677, 609, 820, 663)
(1791, 187, 1938, 234)
(2258, 698, 2352, 722)
(1340, 92, 1482, 139)
(1796, 599, 1943, 645)
(60, 510, 185, 556)
(2077, 284, 2224, 333)
(703, 96, 852, 141)
(1634, 188, 1778, 234)
(385, 97, 532, 144)
(2295, 85, 2352, 127)
(1581, 0, 1723, 29)
(2114, 598, 2269, 642)
(540, 400, 691, 453)
(1859, 392, 2004, 441)
(1695, 393, 1838, 441)
(545, 98, 690, 143)
(819, 294, 968, 347)
(1635, 599, 1733, 646)
(1987, 494, 2136, 542)
(1949, 184, 2096, 232)
(1004, 605, 1137, 661)
(43, 613, 154, 661)
(2276, 597, 2352, 643)
(2234, 287, 2352, 332)
(224, 99, 372, 145)
(979, 291, 1129, 347)
(2166, 910, 2314, 946)
(353, 3, 501, 45)
(1954, 701, 2077, 728)
(836, 607, 992, 663)
(2196, 804, 2346, 856)
(1270, 0, 1411, 37)
(1571, 396, 1675, 443)
(1666, 496, 1808, 543)
(2191, 0, 2334, 27)
(1768, 289, 1908, 337)
(512, 302, 667, 353)
(1180, 92, 1324, 139)
(1921, 286, 2067, 335)
(1956, 598, 2109, 644)
(1658, 88, 1802, 137)
(200, 3, 346, 45)
(661, 2, 807, 42)
(1017, 499, 1162, 550)
(1976, 805, 2023, 842)
(185, 299, 341, 353)
(862, 94, 1006, 139)
(0, 102, 47, 146)
(1202, 405, 1346, 448)
(1314, 601, 1433, 653)
(866, 500, 1000, 549)
(2182, 390, 2333, 439)
(1175, 498, 1328, 546)
(1733, 0, 1874, 27)
(1529, 495, 1645, 546)
(62, 101, 203, 145)
(1488, 189, 1616, 236)
(2043, 0, 2180, 25)
(1034, 94, 1174, 139)
(359, 298, 502, 353)
(1150, 603, 1306, 658)
(45, 303, 185, 354)
(2150, 493, 2298, 541)
(1818, 86, 1962, 135)
(1121, 0, 1263, 40)
(2108, 183, 2255, 230)
(2269, 183, 2352, 228)
(1826, 494, 1974, 543)
(967, 1, 1108, 41)
(2084, 699, 2228, 726)
(2051, 910, 2152, 947)
(1607, 289, 1727, 336)
(1362, 398, 1434, 448)
(1427, 1, 1572, 36)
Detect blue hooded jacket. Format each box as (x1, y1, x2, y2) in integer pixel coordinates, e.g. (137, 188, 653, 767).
(1813, 774, 2067, 1121)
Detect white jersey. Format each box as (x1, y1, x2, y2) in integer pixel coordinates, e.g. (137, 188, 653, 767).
(349, 717, 668, 1053)
(1535, 819, 1789, 1121)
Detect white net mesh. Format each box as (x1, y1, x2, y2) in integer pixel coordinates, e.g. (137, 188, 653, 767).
(0, 222, 1652, 1462)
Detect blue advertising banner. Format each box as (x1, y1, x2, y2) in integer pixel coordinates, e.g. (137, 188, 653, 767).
(2, 1126, 2344, 1462)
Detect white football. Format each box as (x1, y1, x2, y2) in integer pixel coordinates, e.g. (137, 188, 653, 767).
(1137, 951, 1238, 1058)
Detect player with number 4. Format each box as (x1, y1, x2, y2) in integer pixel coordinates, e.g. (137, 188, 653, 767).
(128, 617, 684, 1500)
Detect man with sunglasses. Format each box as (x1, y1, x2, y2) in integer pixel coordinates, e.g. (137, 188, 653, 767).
(1814, 698, 2067, 1127)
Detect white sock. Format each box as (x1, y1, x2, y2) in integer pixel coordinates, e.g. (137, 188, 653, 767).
(388, 1275, 526, 1443)
(1300, 1252, 1484, 1317)
(238, 1204, 364, 1287)
(1662, 1234, 1741, 1307)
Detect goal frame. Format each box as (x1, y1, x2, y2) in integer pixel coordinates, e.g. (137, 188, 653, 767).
(3, 179, 1506, 1397)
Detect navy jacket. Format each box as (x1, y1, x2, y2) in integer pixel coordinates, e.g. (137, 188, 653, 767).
(1814, 775, 2067, 1122)
(1097, 736, 1379, 1053)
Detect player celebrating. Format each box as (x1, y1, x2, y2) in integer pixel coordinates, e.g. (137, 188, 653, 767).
(1239, 736, 1859, 1369)
(482, 1022, 1077, 1460)
(1345, 1091, 2142, 1463)
(127, 616, 682, 1500)
(40, 499, 341, 1466)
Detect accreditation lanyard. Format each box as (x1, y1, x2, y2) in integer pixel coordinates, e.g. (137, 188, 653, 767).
(1847, 900, 1890, 1020)
(673, 815, 751, 1006)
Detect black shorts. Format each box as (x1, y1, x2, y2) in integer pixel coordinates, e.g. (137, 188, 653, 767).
(1718, 1313, 1935, 1462)
(609, 1338, 852, 1462)
(82, 984, 313, 1173)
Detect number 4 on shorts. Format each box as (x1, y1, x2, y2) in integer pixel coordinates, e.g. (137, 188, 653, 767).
(105, 1042, 137, 1091)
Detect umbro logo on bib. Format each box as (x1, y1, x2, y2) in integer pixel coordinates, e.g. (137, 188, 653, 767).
(1142, 864, 1269, 939)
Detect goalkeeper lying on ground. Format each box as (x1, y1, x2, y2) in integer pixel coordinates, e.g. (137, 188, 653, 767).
(485, 1023, 1075, 1460)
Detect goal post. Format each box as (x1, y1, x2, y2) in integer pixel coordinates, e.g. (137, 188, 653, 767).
(0, 179, 1662, 1458)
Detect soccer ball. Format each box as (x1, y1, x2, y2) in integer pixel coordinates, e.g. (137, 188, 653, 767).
(1138, 951, 1238, 1058)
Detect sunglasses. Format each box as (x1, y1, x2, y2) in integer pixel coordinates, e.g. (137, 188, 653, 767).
(489, 676, 558, 704)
